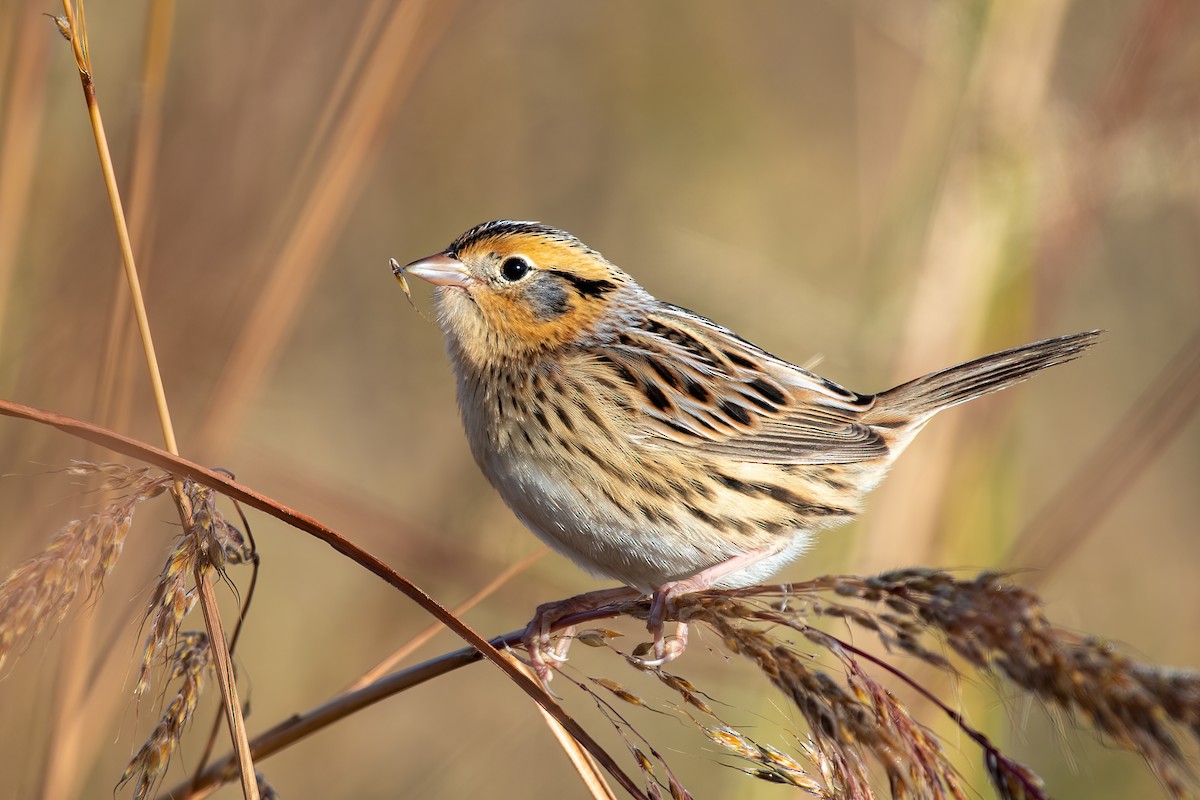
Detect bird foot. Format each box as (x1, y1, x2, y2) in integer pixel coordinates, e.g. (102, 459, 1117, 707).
(522, 587, 641, 686)
(630, 581, 690, 668)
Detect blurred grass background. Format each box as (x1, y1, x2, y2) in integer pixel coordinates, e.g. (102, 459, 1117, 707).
(0, 0, 1198, 797)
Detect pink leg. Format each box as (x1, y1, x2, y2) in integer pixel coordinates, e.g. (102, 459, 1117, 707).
(639, 545, 784, 666)
(523, 586, 642, 683)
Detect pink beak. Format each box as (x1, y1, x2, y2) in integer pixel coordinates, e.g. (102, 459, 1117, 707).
(392, 252, 472, 287)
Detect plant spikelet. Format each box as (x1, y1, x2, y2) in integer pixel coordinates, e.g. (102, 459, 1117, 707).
(0, 462, 170, 672)
(119, 632, 211, 800)
(589, 570, 1199, 798)
(134, 478, 252, 696)
(136, 533, 200, 695)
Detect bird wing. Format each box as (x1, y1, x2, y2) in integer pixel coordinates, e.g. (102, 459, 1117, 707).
(592, 304, 890, 465)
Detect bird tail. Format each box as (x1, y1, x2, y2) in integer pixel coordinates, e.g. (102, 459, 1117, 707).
(867, 330, 1101, 422)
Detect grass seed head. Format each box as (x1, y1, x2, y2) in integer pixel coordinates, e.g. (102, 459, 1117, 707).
(0, 463, 170, 672)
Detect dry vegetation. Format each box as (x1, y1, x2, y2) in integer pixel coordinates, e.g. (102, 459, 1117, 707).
(3, 460, 1199, 798)
(0, 1, 1198, 798)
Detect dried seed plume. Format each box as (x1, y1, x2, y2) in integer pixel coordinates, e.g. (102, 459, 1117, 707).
(0, 462, 170, 672)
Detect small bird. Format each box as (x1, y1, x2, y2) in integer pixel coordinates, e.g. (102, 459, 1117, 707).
(394, 220, 1098, 679)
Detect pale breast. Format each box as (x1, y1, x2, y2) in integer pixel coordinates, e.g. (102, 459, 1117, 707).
(452, 350, 870, 592)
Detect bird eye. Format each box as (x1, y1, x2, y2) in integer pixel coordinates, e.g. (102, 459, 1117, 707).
(500, 257, 531, 282)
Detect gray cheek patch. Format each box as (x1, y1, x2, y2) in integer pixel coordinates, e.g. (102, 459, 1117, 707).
(527, 275, 571, 319)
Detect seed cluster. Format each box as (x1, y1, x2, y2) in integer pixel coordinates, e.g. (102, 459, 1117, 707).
(0, 462, 169, 672)
(557, 569, 1198, 799)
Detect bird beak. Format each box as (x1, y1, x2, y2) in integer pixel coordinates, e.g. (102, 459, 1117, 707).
(393, 252, 472, 288)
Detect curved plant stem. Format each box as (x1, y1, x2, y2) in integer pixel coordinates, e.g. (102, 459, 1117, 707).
(0, 398, 645, 799)
(172, 603, 640, 799)
(347, 547, 547, 692)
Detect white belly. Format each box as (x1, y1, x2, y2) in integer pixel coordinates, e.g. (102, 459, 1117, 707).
(479, 446, 815, 593)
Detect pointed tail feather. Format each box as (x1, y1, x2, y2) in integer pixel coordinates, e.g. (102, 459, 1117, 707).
(870, 331, 1101, 421)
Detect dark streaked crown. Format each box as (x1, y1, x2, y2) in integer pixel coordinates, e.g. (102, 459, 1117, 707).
(447, 220, 596, 258)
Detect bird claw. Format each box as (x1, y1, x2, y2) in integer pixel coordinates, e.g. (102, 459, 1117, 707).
(520, 584, 697, 680)
(631, 583, 690, 667)
(545, 631, 574, 663)
(632, 624, 689, 668)
(522, 611, 569, 686)
(522, 587, 642, 686)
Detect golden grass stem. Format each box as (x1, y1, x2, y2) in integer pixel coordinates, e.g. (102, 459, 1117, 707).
(43, 5, 179, 795)
(0, 398, 645, 799)
(59, 0, 175, 456)
(94, 0, 176, 435)
(192, 567, 256, 796)
(56, 2, 257, 796)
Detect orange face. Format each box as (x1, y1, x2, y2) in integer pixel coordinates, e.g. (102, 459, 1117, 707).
(400, 221, 641, 366)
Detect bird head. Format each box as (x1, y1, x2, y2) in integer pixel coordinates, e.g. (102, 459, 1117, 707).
(397, 221, 645, 366)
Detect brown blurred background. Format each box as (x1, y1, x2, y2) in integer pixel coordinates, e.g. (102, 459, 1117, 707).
(1, 1, 1198, 797)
